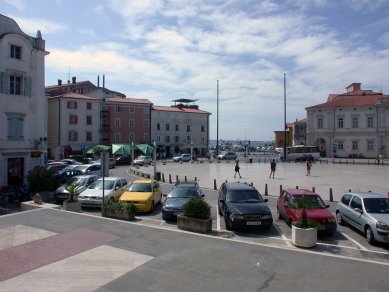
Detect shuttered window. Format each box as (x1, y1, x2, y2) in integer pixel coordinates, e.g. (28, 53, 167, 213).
(7, 115, 24, 140)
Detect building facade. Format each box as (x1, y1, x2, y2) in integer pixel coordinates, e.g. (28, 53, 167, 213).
(293, 118, 307, 146)
(47, 93, 101, 160)
(306, 83, 389, 158)
(0, 14, 49, 188)
(151, 101, 211, 157)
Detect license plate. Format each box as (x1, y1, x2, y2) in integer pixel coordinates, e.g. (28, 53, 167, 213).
(247, 221, 262, 226)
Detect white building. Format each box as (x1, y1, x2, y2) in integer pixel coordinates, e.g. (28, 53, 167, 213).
(47, 93, 101, 160)
(0, 14, 49, 188)
(151, 100, 211, 157)
(306, 83, 389, 158)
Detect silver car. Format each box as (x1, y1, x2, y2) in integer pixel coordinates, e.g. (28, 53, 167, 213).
(54, 175, 99, 204)
(133, 155, 153, 166)
(336, 192, 389, 244)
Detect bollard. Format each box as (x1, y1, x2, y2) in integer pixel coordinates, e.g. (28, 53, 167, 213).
(169, 174, 172, 184)
(329, 188, 333, 202)
(258, 158, 261, 163)
(265, 183, 268, 196)
(346, 160, 348, 164)
(176, 175, 179, 183)
(353, 160, 355, 165)
(312, 186, 315, 193)
(250, 182, 253, 186)
(214, 179, 217, 190)
(280, 185, 283, 195)
(349, 189, 351, 192)
(185, 176, 187, 182)
(195, 177, 197, 181)
(162, 173, 165, 182)
(296, 186, 299, 189)
(368, 160, 370, 165)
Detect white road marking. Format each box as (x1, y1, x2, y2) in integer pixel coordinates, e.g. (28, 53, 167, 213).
(340, 231, 368, 251)
(272, 224, 293, 247)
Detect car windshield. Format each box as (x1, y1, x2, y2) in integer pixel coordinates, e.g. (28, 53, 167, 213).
(363, 198, 389, 214)
(89, 180, 115, 190)
(75, 165, 88, 171)
(66, 177, 88, 187)
(168, 187, 200, 198)
(290, 195, 326, 208)
(128, 183, 152, 192)
(226, 190, 263, 203)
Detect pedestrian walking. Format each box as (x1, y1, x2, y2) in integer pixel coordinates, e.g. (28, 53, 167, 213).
(306, 160, 311, 176)
(269, 159, 276, 179)
(234, 160, 242, 178)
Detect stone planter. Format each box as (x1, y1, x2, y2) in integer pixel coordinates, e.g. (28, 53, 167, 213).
(177, 215, 212, 234)
(62, 200, 81, 213)
(291, 225, 317, 248)
(101, 207, 135, 221)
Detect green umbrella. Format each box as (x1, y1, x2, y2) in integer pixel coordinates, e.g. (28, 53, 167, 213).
(112, 144, 132, 155)
(136, 144, 154, 156)
(84, 144, 111, 154)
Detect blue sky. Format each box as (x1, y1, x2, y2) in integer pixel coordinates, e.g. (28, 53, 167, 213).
(1, 0, 389, 141)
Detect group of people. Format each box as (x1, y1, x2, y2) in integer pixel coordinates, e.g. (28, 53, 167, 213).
(233, 159, 312, 179)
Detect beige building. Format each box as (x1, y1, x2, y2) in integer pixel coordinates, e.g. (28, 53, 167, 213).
(0, 14, 49, 188)
(306, 83, 389, 158)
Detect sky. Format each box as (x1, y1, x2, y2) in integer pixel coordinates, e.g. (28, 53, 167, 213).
(1, 0, 389, 142)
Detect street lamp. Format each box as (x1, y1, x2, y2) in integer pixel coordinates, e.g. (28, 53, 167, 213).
(283, 73, 287, 160)
(131, 142, 134, 167)
(153, 141, 157, 179)
(190, 141, 194, 163)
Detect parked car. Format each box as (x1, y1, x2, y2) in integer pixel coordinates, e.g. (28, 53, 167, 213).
(54, 168, 84, 185)
(295, 154, 314, 162)
(53, 175, 99, 204)
(217, 151, 237, 160)
(116, 155, 132, 165)
(336, 192, 389, 244)
(162, 181, 205, 221)
(94, 158, 116, 169)
(78, 177, 128, 208)
(60, 159, 83, 165)
(74, 163, 102, 176)
(277, 189, 337, 235)
(218, 182, 273, 230)
(119, 179, 162, 213)
(133, 155, 153, 166)
(173, 154, 191, 162)
(46, 162, 68, 174)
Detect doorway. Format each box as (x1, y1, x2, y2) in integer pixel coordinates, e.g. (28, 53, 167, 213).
(7, 158, 24, 186)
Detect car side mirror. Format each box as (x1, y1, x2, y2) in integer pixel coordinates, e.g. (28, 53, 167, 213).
(219, 198, 224, 202)
(264, 199, 268, 202)
(354, 207, 363, 214)
(325, 204, 330, 208)
(163, 194, 167, 197)
(201, 194, 205, 198)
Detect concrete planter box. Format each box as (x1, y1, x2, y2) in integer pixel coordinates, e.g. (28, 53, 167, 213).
(292, 225, 317, 248)
(177, 215, 212, 234)
(62, 200, 81, 213)
(101, 207, 135, 221)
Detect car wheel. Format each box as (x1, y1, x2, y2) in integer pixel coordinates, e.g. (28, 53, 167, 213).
(365, 226, 376, 245)
(218, 205, 223, 216)
(287, 217, 293, 227)
(336, 211, 345, 225)
(277, 207, 282, 219)
(224, 216, 232, 230)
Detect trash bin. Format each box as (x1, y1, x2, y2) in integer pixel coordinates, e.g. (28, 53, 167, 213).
(155, 171, 161, 181)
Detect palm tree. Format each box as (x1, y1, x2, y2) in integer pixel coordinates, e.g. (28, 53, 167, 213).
(289, 197, 320, 228)
(64, 182, 80, 202)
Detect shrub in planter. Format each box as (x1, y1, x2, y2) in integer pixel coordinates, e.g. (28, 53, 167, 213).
(182, 197, 211, 219)
(102, 200, 137, 220)
(27, 165, 56, 192)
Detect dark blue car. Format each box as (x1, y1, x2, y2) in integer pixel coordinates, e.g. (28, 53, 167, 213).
(162, 181, 205, 221)
(218, 182, 273, 231)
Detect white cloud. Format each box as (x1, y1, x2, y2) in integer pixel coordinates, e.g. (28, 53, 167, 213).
(4, 0, 26, 10)
(11, 16, 67, 35)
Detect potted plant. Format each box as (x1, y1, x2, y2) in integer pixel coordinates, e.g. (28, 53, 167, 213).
(101, 200, 137, 221)
(62, 182, 81, 212)
(177, 197, 212, 234)
(289, 197, 320, 248)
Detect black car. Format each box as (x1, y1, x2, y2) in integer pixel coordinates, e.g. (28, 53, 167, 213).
(116, 155, 132, 165)
(218, 182, 273, 231)
(162, 181, 205, 221)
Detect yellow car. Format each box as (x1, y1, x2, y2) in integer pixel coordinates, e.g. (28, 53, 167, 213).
(119, 179, 162, 213)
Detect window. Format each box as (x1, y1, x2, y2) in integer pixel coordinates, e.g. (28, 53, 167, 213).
(157, 123, 160, 130)
(86, 132, 92, 141)
(7, 115, 24, 140)
(174, 136, 179, 143)
(129, 107, 134, 113)
(69, 115, 78, 124)
(201, 125, 205, 132)
(317, 118, 323, 129)
(186, 136, 191, 142)
(367, 117, 374, 128)
(86, 116, 92, 125)
(67, 101, 77, 109)
(352, 117, 359, 128)
(115, 119, 120, 127)
(165, 135, 170, 143)
(337, 141, 344, 150)
(367, 140, 374, 151)
(68, 131, 78, 142)
(176, 124, 179, 131)
(350, 196, 362, 210)
(0, 72, 31, 96)
(143, 120, 149, 127)
(144, 133, 149, 142)
(156, 135, 161, 142)
(129, 133, 135, 142)
(187, 125, 191, 132)
(9, 75, 22, 95)
(115, 133, 121, 142)
(352, 141, 358, 150)
(338, 117, 344, 128)
(143, 108, 149, 115)
(341, 194, 353, 206)
(10, 45, 21, 59)
(115, 106, 121, 113)
(86, 102, 92, 110)
(166, 124, 170, 131)
(129, 119, 135, 127)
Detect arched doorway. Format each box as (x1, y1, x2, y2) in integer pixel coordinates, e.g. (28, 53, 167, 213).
(316, 138, 326, 157)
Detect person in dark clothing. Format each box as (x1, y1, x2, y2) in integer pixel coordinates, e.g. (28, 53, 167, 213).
(234, 160, 242, 178)
(269, 159, 276, 179)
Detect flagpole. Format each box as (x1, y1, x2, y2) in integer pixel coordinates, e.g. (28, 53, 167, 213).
(283, 74, 287, 160)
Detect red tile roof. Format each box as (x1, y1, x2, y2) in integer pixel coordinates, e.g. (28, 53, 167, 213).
(306, 94, 389, 110)
(152, 105, 210, 114)
(48, 93, 99, 100)
(107, 97, 152, 105)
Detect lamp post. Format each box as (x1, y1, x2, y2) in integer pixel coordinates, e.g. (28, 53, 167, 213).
(131, 142, 134, 167)
(190, 141, 194, 163)
(283, 73, 287, 160)
(153, 141, 157, 179)
(216, 80, 219, 157)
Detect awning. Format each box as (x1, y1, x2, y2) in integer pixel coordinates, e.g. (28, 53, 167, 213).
(112, 144, 132, 155)
(84, 144, 111, 154)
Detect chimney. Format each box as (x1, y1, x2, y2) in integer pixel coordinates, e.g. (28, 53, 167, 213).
(97, 75, 100, 87)
(72, 76, 76, 84)
(103, 74, 105, 89)
(346, 83, 361, 93)
(58, 79, 62, 86)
